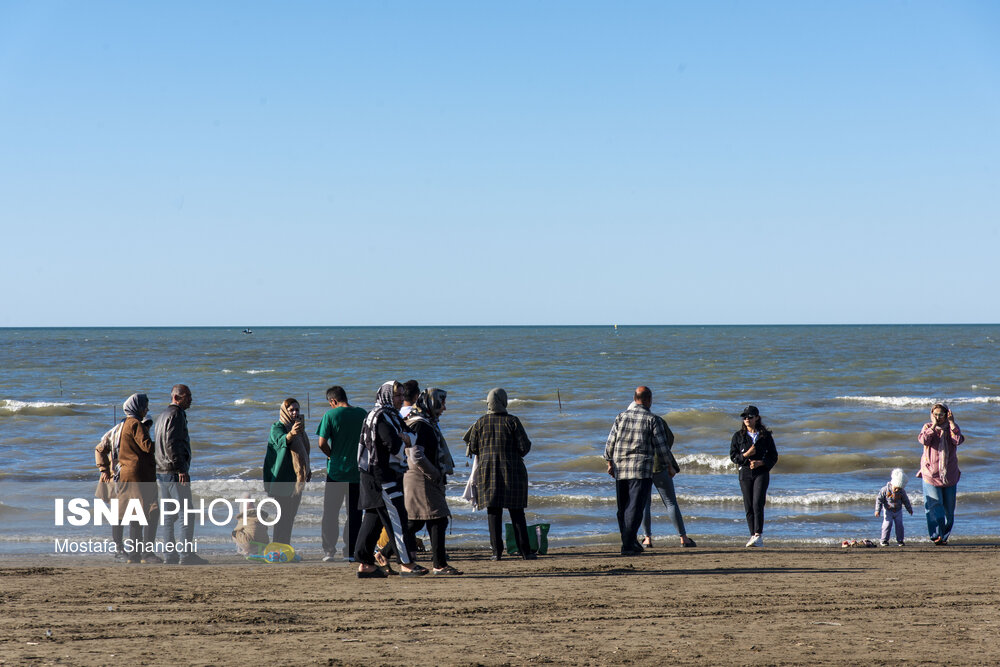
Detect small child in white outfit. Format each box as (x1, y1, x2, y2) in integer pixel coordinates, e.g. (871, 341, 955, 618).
(874, 468, 913, 546)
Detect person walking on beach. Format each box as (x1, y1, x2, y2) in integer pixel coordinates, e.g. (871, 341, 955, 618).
(154, 384, 208, 565)
(316, 386, 367, 562)
(263, 398, 311, 545)
(464, 387, 535, 561)
(640, 410, 696, 549)
(875, 468, 913, 546)
(918, 403, 964, 545)
(404, 388, 461, 574)
(116, 393, 162, 564)
(354, 381, 427, 577)
(604, 386, 673, 556)
(730, 405, 778, 548)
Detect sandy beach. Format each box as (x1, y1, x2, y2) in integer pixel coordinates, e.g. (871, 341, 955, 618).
(2, 543, 998, 666)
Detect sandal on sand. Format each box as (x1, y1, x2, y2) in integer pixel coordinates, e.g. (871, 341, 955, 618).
(432, 566, 463, 576)
(374, 551, 389, 567)
(357, 568, 388, 579)
(641, 536, 653, 548)
(682, 537, 697, 548)
(400, 565, 429, 577)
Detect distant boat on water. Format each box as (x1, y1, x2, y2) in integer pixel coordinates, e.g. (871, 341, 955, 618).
(242, 328, 253, 335)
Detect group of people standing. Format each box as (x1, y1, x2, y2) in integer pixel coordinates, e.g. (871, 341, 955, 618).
(95, 384, 209, 564)
(604, 389, 965, 552)
(264, 381, 535, 577)
(97, 381, 966, 566)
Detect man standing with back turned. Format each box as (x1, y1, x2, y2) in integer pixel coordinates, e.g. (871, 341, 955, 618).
(605, 386, 672, 556)
(155, 384, 209, 565)
(317, 386, 367, 561)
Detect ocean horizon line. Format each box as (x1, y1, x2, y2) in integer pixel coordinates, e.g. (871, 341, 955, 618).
(2, 322, 998, 330)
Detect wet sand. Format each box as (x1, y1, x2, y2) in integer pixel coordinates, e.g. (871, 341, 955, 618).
(1, 544, 998, 666)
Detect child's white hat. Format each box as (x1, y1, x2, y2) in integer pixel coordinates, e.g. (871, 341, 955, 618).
(890, 468, 906, 489)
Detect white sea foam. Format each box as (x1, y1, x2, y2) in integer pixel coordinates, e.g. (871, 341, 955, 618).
(676, 453, 736, 473)
(245, 369, 275, 375)
(233, 398, 273, 407)
(837, 395, 1000, 408)
(1, 399, 79, 411)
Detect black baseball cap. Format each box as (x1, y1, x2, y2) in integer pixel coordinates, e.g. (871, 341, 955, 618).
(740, 405, 760, 418)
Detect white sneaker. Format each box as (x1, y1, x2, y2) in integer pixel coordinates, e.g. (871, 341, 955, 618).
(745, 534, 761, 548)
(880, 540, 889, 547)
(322, 554, 336, 562)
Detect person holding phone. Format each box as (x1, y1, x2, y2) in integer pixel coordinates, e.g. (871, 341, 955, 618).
(729, 405, 778, 548)
(263, 398, 311, 545)
(918, 403, 964, 545)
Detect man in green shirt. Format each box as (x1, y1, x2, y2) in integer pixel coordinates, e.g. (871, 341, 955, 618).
(316, 386, 368, 561)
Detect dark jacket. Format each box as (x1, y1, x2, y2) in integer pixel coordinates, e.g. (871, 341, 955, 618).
(729, 429, 778, 480)
(464, 412, 532, 510)
(155, 404, 191, 474)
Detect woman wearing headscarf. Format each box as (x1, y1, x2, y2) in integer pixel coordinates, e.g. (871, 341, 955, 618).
(918, 403, 964, 545)
(263, 398, 311, 545)
(463, 388, 534, 561)
(355, 381, 428, 577)
(404, 388, 460, 575)
(116, 393, 161, 564)
(729, 405, 779, 548)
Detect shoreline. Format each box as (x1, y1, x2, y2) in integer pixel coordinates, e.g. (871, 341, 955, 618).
(2, 545, 999, 665)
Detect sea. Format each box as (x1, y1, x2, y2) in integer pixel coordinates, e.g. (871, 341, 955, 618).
(1, 325, 998, 557)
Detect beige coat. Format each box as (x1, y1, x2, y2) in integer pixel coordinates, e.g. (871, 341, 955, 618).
(403, 422, 450, 521)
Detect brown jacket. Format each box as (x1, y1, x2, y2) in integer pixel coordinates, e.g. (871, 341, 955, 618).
(117, 417, 156, 483)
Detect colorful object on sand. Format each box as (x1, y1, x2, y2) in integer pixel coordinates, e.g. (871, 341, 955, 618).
(260, 542, 300, 563)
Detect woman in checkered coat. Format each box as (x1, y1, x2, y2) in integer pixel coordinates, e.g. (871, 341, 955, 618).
(463, 387, 535, 560)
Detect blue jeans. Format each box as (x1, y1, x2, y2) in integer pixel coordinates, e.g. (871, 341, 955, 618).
(641, 470, 687, 537)
(157, 473, 195, 561)
(922, 480, 957, 541)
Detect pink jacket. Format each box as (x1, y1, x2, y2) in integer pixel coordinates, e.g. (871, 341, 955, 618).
(918, 423, 964, 487)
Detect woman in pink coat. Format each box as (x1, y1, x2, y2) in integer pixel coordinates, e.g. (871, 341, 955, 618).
(917, 403, 964, 545)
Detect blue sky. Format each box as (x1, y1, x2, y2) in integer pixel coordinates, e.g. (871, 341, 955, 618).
(1, 2, 998, 325)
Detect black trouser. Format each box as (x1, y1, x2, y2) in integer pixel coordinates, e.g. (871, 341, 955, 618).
(271, 493, 302, 545)
(354, 477, 415, 566)
(616, 478, 652, 552)
(739, 470, 770, 535)
(322, 481, 361, 558)
(487, 506, 530, 558)
(409, 517, 449, 568)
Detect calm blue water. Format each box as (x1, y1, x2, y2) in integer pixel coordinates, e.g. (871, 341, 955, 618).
(1, 325, 998, 555)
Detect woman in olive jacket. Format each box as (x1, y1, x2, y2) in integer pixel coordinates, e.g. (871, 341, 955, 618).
(729, 405, 778, 547)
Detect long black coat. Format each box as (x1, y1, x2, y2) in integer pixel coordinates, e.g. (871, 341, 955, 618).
(464, 412, 531, 510)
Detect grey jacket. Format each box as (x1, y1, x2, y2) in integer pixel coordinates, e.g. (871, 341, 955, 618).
(155, 404, 191, 474)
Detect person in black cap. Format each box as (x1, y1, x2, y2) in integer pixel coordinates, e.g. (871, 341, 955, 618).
(729, 405, 778, 547)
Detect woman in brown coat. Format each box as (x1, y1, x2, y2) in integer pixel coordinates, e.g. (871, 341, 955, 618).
(404, 388, 460, 575)
(116, 393, 161, 564)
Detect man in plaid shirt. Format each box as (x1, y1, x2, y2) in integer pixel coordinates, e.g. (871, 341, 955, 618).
(605, 386, 673, 556)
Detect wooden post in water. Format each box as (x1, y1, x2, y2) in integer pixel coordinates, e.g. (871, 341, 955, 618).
(59, 379, 62, 397)
(557, 390, 562, 413)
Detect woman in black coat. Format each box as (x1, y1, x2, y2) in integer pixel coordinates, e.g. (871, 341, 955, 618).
(729, 405, 778, 547)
